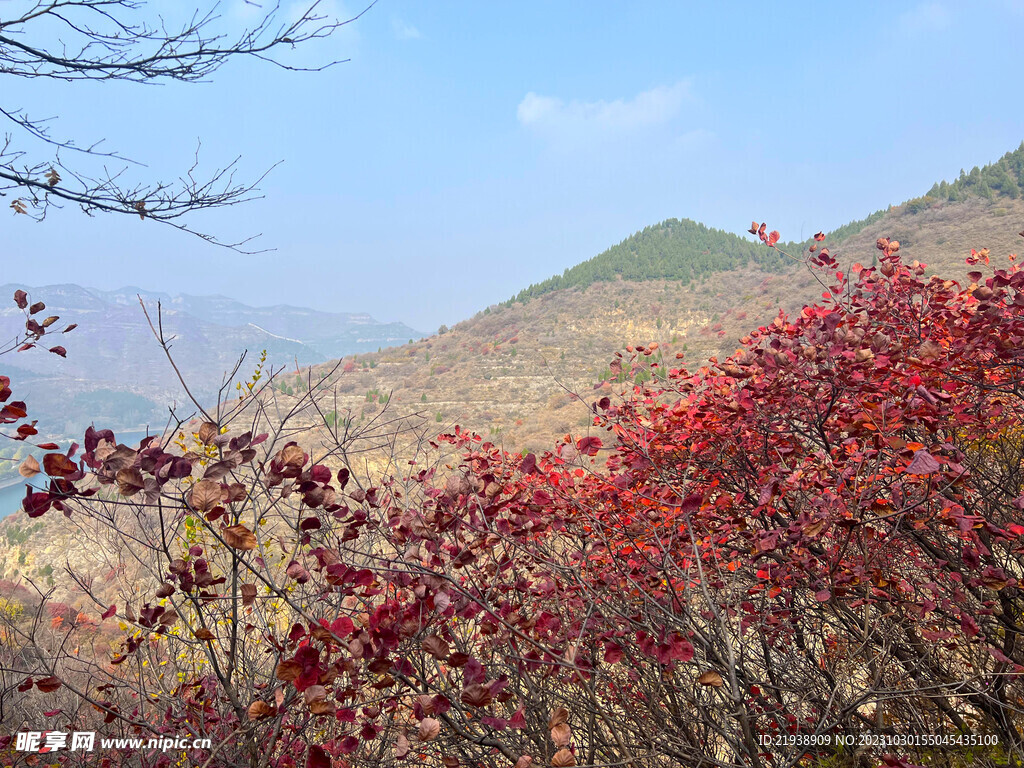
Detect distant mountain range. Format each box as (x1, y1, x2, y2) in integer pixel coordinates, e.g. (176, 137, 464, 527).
(0, 284, 426, 436)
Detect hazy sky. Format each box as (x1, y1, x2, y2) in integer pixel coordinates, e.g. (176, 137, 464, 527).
(5, 1, 1024, 331)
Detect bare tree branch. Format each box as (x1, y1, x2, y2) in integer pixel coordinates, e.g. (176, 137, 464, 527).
(1, 0, 375, 250)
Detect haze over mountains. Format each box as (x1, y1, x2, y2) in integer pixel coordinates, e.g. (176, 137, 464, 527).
(0, 284, 425, 436)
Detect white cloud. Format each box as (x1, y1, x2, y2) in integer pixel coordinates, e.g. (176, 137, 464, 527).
(897, 2, 951, 32)
(516, 81, 694, 137)
(392, 16, 422, 40)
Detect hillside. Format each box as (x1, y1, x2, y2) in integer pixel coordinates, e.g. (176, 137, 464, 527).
(3, 144, 1024, 592)
(510, 142, 1024, 303)
(509, 218, 797, 303)
(278, 144, 1024, 455)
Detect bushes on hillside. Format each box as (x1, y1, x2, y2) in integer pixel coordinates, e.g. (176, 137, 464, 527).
(4, 232, 1024, 767)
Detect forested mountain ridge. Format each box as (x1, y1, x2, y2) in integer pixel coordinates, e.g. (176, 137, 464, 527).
(508, 210, 898, 304)
(511, 142, 1024, 304)
(922, 140, 1024, 203)
(510, 218, 796, 303)
(281, 144, 1024, 458)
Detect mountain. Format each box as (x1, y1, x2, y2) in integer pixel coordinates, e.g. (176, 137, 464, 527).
(510, 218, 798, 303)
(511, 143, 1024, 303)
(4, 143, 1024, 587)
(0, 284, 426, 437)
(278, 143, 1024, 455)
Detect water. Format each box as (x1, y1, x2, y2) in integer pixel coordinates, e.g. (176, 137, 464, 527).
(0, 429, 155, 520)
(0, 480, 26, 520)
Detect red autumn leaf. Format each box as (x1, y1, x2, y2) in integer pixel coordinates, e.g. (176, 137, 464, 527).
(155, 583, 175, 598)
(36, 676, 62, 692)
(905, 449, 941, 475)
(307, 746, 331, 768)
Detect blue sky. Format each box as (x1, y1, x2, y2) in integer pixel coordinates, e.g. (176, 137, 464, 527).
(5, 1, 1024, 331)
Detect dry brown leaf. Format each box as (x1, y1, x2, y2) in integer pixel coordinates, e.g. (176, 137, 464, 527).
(280, 444, 305, 467)
(189, 479, 222, 513)
(309, 700, 336, 716)
(241, 583, 257, 606)
(275, 660, 301, 682)
(422, 635, 450, 660)
(394, 732, 410, 759)
(803, 519, 826, 538)
(550, 723, 571, 747)
(548, 707, 569, 730)
(303, 685, 327, 704)
(198, 422, 219, 445)
(247, 701, 275, 720)
(697, 670, 724, 687)
(418, 717, 440, 741)
(115, 467, 145, 497)
(223, 524, 257, 550)
(551, 748, 576, 767)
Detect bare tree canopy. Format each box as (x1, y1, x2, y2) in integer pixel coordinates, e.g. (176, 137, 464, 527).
(0, 0, 369, 248)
